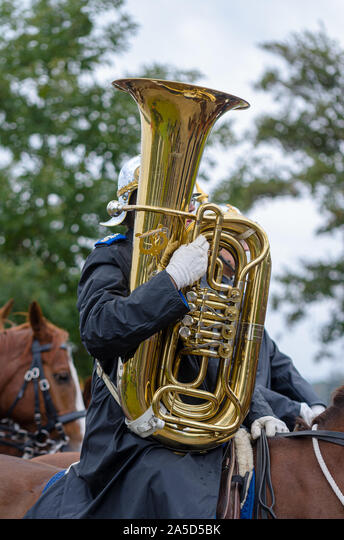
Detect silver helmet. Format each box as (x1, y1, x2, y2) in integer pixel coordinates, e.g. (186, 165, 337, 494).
(100, 155, 140, 227)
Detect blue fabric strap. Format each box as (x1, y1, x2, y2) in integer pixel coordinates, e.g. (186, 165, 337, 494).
(240, 470, 255, 519)
(178, 290, 189, 308)
(95, 233, 126, 247)
(42, 470, 66, 493)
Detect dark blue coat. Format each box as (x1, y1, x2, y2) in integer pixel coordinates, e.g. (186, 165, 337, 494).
(24, 230, 323, 518)
(24, 231, 223, 519)
(245, 332, 326, 430)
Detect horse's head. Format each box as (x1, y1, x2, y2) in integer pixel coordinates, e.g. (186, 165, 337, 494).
(0, 301, 86, 456)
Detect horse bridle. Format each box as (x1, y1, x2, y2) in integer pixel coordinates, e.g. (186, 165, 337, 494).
(254, 428, 344, 519)
(0, 339, 86, 458)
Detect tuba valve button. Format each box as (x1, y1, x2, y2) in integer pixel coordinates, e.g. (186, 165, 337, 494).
(182, 315, 194, 326)
(179, 326, 191, 339)
(186, 291, 198, 302)
(229, 288, 241, 301)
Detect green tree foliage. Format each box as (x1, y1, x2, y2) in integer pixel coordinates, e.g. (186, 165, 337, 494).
(0, 0, 236, 378)
(212, 27, 344, 360)
(0, 0, 141, 377)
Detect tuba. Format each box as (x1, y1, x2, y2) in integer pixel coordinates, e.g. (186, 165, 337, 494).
(110, 78, 271, 452)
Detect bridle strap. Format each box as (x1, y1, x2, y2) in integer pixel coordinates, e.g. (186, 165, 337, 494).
(5, 340, 57, 423)
(5, 340, 86, 426)
(276, 429, 344, 446)
(5, 342, 48, 419)
(31, 340, 59, 429)
(58, 410, 86, 424)
(1, 339, 86, 457)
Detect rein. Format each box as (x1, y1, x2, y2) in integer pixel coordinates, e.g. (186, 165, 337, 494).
(254, 427, 344, 519)
(311, 424, 344, 506)
(0, 339, 86, 458)
(254, 429, 276, 519)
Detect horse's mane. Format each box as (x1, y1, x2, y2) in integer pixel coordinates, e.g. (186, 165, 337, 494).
(0, 318, 69, 363)
(4, 319, 67, 336)
(315, 385, 344, 427)
(331, 385, 344, 408)
(0, 324, 32, 360)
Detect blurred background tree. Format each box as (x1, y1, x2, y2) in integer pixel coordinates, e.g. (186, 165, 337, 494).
(212, 27, 344, 363)
(2, 1, 342, 382)
(0, 0, 236, 378)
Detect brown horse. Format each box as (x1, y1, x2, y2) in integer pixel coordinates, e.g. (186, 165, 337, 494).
(0, 300, 86, 458)
(264, 386, 344, 519)
(0, 387, 343, 519)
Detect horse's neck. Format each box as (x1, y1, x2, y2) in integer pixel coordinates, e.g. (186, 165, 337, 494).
(316, 399, 344, 433)
(318, 417, 344, 433)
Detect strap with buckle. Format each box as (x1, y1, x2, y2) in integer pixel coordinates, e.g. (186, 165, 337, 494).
(96, 359, 165, 438)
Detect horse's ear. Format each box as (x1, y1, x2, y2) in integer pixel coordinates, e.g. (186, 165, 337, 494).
(0, 298, 14, 330)
(29, 301, 49, 339)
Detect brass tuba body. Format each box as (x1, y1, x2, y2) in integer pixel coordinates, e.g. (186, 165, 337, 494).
(111, 78, 271, 452)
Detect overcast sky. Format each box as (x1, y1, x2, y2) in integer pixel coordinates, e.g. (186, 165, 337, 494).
(107, 0, 344, 384)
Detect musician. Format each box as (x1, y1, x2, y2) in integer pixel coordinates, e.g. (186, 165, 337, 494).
(24, 156, 223, 519)
(24, 156, 325, 519)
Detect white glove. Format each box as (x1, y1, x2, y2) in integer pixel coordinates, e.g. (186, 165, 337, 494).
(299, 402, 314, 424)
(300, 402, 326, 424)
(311, 404, 326, 417)
(251, 416, 289, 440)
(166, 235, 209, 289)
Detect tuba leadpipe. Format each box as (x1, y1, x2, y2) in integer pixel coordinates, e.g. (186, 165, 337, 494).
(112, 78, 271, 452)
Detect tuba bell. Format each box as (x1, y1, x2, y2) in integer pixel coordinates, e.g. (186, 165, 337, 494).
(109, 78, 271, 452)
